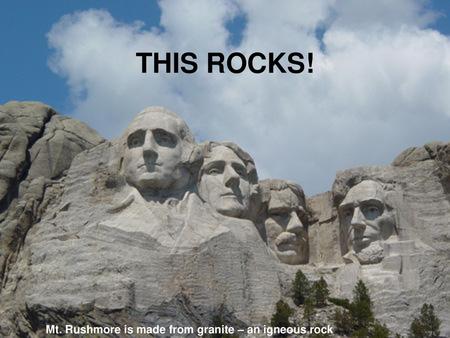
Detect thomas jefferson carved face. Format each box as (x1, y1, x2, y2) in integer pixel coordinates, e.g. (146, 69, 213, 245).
(339, 180, 396, 254)
(263, 181, 308, 265)
(198, 145, 252, 218)
(122, 108, 193, 193)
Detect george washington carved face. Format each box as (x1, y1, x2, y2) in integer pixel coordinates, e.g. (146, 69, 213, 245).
(121, 107, 195, 194)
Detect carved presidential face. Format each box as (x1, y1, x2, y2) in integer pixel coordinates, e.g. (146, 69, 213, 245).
(339, 180, 396, 253)
(198, 145, 252, 218)
(122, 111, 184, 192)
(265, 188, 308, 265)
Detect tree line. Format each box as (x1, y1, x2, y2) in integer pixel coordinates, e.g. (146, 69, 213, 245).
(270, 269, 441, 338)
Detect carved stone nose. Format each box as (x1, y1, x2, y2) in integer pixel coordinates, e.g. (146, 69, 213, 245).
(351, 207, 366, 231)
(224, 166, 239, 188)
(143, 146, 157, 161)
(286, 211, 303, 234)
(143, 132, 158, 160)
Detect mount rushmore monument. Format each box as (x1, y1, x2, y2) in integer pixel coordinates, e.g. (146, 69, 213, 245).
(0, 101, 449, 336)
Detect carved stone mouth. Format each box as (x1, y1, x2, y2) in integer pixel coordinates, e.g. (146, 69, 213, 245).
(275, 232, 298, 251)
(355, 235, 371, 242)
(139, 162, 161, 168)
(277, 242, 297, 252)
(220, 192, 236, 197)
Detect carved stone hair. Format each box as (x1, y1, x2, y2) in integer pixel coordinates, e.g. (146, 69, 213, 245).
(131, 107, 195, 143)
(259, 178, 305, 207)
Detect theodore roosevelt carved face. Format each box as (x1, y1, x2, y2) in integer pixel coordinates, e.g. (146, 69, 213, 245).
(121, 107, 195, 194)
(260, 179, 308, 265)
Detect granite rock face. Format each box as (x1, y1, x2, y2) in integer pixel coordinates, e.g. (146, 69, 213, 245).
(0, 103, 449, 337)
(330, 156, 450, 335)
(0, 101, 103, 208)
(1, 142, 280, 335)
(0, 102, 105, 336)
(0, 101, 54, 209)
(28, 114, 104, 180)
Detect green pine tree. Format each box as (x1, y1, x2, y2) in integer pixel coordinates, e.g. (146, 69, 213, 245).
(350, 280, 374, 330)
(312, 277, 329, 308)
(328, 297, 351, 310)
(352, 328, 369, 338)
(370, 320, 390, 338)
(334, 280, 390, 337)
(292, 269, 310, 305)
(303, 297, 316, 327)
(333, 308, 352, 336)
(409, 317, 425, 338)
(271, 300, 293, 333)
(408, 303, 441, 338)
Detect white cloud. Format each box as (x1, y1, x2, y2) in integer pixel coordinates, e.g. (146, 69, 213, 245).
(47, 0, 450, 195)
(331, 0, 436, 31)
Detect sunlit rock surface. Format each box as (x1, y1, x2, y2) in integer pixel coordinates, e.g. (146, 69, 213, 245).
(0, 102, 448, 337)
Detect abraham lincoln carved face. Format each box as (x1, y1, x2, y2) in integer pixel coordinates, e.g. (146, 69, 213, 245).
(339, 180, 397, 263)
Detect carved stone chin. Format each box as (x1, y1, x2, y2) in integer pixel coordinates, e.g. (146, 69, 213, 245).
(344, 241, 384, 265)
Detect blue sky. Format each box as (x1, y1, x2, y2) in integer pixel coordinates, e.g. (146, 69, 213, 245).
(0, 0, 247, 112)
(1, 0, 450, 195)
(0, 1, 160, 111)
(1, 0, 449, 111)
(2, 0, 447, 113)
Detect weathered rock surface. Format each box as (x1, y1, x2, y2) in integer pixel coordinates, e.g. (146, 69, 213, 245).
(0, 102, 104, 336)
(0, 101, 54, 210)
(1, 140, 281, 337)
(307, 191, 342, 266)
(0, 103, 449, 337)
(330, 148, 450, 336)
(28, 114, 104, 180)
(0, 101, 103, 209)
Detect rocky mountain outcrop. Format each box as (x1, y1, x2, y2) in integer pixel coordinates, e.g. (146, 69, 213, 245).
(0, 102, 104, 335)
(0, 103, 448, 337)
(0, 102, 53, 209)
(0, 101, 104, 209)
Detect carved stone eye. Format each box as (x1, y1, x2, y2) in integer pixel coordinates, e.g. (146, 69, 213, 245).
(342, 208, 353, 219)
(235, 167, 244, 176)
(153, 129, 177, 148)
(207, 167, 222, 175)
(127, 130, 145, 148)
(270, 212, 284, 218)
(362, 205, 381, 220)
(232, 164, 247, 178)
(269, 207, 290, 219)
(130, 137, 141, 147)
(159, 133, 171, 143)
